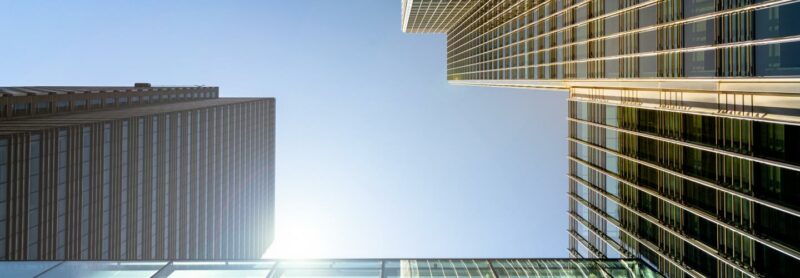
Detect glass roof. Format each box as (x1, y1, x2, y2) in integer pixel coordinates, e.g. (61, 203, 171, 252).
(0, 259, 661, 278)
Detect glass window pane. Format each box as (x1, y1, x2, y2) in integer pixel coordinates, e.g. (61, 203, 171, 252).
(756, 41, 800, 76)
(755, 2, 800, 40)
(685, 50, 716, 77)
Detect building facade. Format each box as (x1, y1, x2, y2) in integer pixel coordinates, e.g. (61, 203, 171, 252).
(0, 258, 661, 277)
(403, 0, 800, 277)
(0, 86, 275, 260)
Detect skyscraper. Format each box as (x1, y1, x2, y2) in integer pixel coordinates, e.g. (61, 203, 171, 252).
(0, 85, 275, 260)
(402, 0, 800, 277)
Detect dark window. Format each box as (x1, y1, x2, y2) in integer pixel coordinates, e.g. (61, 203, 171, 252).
(13, 103, 30, 116)
(56, 101, 69, 112)
(0, 139, 7, 259)
(684, 19, 715, 47)
(74, 100, 86, 109)
(753, 204, 800, 251)
(753, 122, 800, 165)
(685, 50, 716, 77)
(756, 41, 800, 77)
(755, 2, 800, 40)
(753, 164, 800, 212)
(28, 134, 41, 259)
(684, 181, 716, 214)
(684, 212, 717, 247)
(754, 242, 800, 277)
(683, 114, 716, 146)
(684, 242, 717, 277)
(683, 148, 717, 181)
(684, 0, 715, 18)
(36, 101, 50, 114)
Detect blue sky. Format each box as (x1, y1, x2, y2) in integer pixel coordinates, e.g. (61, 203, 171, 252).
(0, 0, 567, 258)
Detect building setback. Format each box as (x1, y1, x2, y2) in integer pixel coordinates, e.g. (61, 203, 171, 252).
(0, 86, 275, 260)
(402, 0, 800, 277)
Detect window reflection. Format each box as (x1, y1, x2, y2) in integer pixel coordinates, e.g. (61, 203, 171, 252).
(756, 41, 800, 76)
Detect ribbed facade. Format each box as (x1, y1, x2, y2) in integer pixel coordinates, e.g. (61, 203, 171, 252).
(567, 101, 798, 277)
(0, 87, 275, 261)
(402, 0, 800, 277)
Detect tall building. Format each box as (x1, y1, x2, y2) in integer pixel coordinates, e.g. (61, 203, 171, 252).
(0, 258, 661, 277)
(0, 85, 275, 260)
(403, 0, 800, 277)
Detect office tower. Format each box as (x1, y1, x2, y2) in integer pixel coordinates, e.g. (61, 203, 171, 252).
(0, 258, 661, 277)
(402, 0, 800, 277)
(0, 85, 275, 260)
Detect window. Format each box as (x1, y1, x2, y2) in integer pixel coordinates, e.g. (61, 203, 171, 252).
(684, 19, 715, 47)
(74, 100, 86, 110)
(36, 101, 50, 114)
(604, 16, 619, 37)
(120, 121, 129, 259)
(639, 55, 658, 78)
(0, 139, 7, 259)
(755, 2, 800, 40)
(151, 116, 158, 258)
(101, 124, 111, 259)
(137, 118, 145, 259)
(606, 198, 620, 221)
(28, 134, 41, 259)
(604, 0, 619, 14)
(80, 126, 91, 259)
(756, 41, 800, 76)
(56, 101, 69, 112)
(13, 103, 30, 116)
(55, 130, 67, 259)
(639, 6, 657, 28)
(753, 164, 800, 211)
(685, 50, 716, 77)
(684, 0, 715, 17)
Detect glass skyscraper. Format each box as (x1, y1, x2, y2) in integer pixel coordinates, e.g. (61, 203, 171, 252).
(403, 0, 800, 277)
(0, 85, 275, 261)
(0, 258, 661, 277)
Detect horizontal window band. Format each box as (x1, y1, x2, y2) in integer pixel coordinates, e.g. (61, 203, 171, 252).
(567, 96, 800, 127)
(566, 137, 800, 218)
(567, 117, 800, 172)
(568, 196, 705, 277)
(447, 33, 800, 74)
(567, 163, 800, 263)
(446, 0, 798, 68)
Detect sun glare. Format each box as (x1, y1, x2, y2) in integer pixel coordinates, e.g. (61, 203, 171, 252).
(262, 220, 326, 259)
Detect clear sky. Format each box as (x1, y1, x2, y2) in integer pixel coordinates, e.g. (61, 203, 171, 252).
(0, 1, 568, 258)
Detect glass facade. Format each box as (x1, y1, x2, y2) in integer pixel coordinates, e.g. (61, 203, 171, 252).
(0, 259, 661, 278)
(566, 101, 800, 277)
(0, 87, 275, 261)
(403, 0, 800, 277)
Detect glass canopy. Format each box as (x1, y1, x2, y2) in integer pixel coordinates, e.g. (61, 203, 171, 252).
(0, 259, 661, 278)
